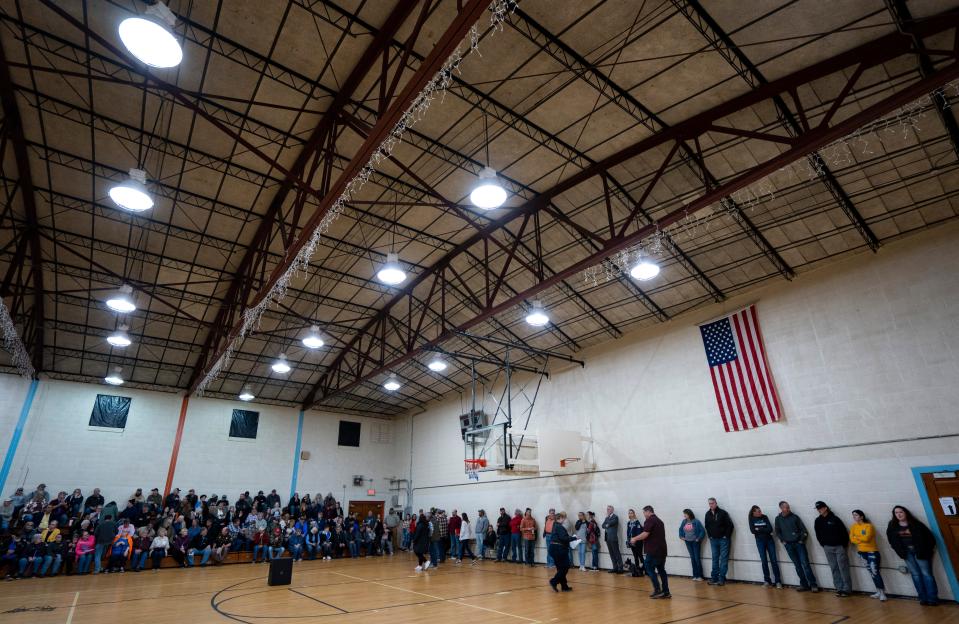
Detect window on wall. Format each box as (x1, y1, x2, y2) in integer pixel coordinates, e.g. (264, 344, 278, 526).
(89, 394, 131, 429)
(337, 420, 361, 447)
(230, 409, 259, 439)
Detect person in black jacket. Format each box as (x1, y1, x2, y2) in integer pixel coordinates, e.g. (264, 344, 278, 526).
(548, 512, 575, 592)
(188, 527, 213, 567)
(411, 512, 431, 571)
(813, 501, 851, 596)
(495, 508, 511, 562)
(704, 498, 733, 585)
(748, 505, 782, 587)
(886, 505, 939, 606)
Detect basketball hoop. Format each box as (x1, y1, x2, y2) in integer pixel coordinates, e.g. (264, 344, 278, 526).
(464, 458, 487, 481)
(560, 457, 581, 468)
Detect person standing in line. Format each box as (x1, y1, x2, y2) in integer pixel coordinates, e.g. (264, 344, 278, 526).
(748, 505, 782, 588)
(548, 511, 575, 592)
(412, 512, 431, 572)
(625, 509, 646, 577)
(543, 508, 556, 568)
(774, 501, 819, 592)
(631, 505, 670, 599)
(509, 509, 523, 564)
(813, 501, 852, 597)
(586, 511, 601, 571)
(602, 505, 623, 573)
(704, 498, 733, 586)
(849, 509, 886, 601)
(474, 510, 489, 560)
(458, 512, 477, 564)
(678, 509, 706, 581)
(886, 505, 939, 606)
(448, 508, 461, 561)
(429, 510, 444, 569)
(574, 512, 589, 571)
(436, 509, 450, 564)
(520, 508, 537, 566)
(496, 508, 511, 562)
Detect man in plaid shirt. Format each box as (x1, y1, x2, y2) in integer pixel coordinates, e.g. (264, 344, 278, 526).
(435, 510, 449, 564)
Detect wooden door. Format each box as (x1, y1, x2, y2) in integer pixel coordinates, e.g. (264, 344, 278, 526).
(348, 500, 384, 523)
(921, 471, 959, 579)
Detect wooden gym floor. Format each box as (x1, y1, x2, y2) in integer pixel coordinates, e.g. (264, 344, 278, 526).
(0, 554, 956, 624)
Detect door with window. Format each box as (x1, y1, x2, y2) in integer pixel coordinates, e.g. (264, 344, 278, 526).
(920, 470, 959, 581)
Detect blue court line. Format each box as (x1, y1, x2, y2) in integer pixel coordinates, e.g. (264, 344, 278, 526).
(911, 464, 959, 602)
(289, 409, 304, 500)
(0, 378, 39, 495)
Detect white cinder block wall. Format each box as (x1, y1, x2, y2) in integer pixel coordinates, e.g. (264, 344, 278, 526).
(0, 380, 404, 508)
(409, 222, 959, 600)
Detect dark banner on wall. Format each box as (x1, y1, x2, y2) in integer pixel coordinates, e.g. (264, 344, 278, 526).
(230, 409, 259, 439)
(89, 394, 132, 428)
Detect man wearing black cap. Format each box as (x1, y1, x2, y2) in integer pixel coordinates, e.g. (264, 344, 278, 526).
(813, 501, 851, 597)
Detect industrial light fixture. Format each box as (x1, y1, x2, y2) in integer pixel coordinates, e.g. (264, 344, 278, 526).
(104, 366, 124, 385)
(427, 357, 448, 372)
(118, 2, 183, 68)
(629, 259, 661, 281)
(109, 168, 153, 212)
(107, 325, 132, 348)
(105, 284, 137, 313)
(238, 385, 255, 401)
(525, 300, 549, 327)
(383, 374, 401, 392)
(301, 325, 324, 349)
(376, 252, 406, 286)
(271, 353, 291, 374)
(470, 166, 507, 210)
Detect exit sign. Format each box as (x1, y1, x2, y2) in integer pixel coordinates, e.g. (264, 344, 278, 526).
(367, 488, 376, 496)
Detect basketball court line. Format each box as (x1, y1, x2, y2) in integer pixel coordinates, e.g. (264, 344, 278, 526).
(64, 591, 78, 624)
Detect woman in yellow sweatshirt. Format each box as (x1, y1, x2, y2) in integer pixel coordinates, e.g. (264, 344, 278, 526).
(849, 510, 886, 601)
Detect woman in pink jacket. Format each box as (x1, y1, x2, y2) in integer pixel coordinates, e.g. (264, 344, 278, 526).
(75, 530, 95, 574)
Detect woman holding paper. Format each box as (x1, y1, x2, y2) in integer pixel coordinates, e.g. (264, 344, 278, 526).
(549, 511, 578, 592)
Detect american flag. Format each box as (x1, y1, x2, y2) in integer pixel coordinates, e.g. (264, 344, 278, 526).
(699, 305, 782, 432)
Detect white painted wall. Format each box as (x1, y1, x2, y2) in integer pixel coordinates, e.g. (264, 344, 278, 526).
(0, 377, 407, 510)
(409, 222, 959, 600)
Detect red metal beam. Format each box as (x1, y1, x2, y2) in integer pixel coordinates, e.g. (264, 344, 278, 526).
(0, 41, 44, 373)
(301, 12, 959, 408)
(189, 0, 492, 393)
(186, 0, 422, 391)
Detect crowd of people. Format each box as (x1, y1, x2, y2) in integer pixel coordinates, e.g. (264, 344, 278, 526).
(1, 483, 403, 579)
(0, 484, 943, 606)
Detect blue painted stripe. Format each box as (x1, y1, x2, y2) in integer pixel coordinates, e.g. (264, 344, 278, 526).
(911, 464, 959, 602)
(0, 378, 40, 495)
(289, 409, 304, 500)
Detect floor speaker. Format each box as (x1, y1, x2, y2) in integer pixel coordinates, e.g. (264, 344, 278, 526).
(268, 557, 293, 586)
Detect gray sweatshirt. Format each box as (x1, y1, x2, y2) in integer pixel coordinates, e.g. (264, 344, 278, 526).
(774, 512, 808, 543)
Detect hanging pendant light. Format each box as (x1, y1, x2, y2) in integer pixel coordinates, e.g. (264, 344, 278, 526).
(271, 353, 291, 374)
(107, 325, 132, 348)
(105, 284, 137, 313)
(109, 168, 154, 212)
(470, 166, 507, 209)
(629, 259, 661, 281)
(376, 252, 406, 286)
(238, 385, 255, 401)
(104, 366, 124, 385)
(383, 374, 401, 391)
(118, 2, 183, 68)
(525, 300, 549, 327)
(427, 357, 448, 372)
(301, 326, 324, 349)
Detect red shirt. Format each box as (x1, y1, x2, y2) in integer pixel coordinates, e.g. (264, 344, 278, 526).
(448, 515, 462, 536)
(509, 516, 522, 534)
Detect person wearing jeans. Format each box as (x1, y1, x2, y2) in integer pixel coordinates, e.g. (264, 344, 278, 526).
(251, 530, 269, 563)
(574, 512, 589, 570)
(75, 530, 95, 574)
(543, 508, 556, 568)
(587, 511, 601, 570)
(849, 510, 886, 601)
(93, 514, 117, 574)
(678, 509, 705, 580)
(495, 509, 511, 561)
(474, 510, 489, 560)
(704, 498, 733, 585)
(774, 501, 819, 592)
(813, 501, 852, 597)
(632, 506, 670, 599)
(886, 505, 939, 606)
(748, 505, 782, 587)
(448, 510, 461, 561)
(188, 527, 213, 567)
(520, 509, 537, 566)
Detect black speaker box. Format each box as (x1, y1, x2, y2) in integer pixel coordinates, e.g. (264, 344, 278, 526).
(268, 557, 293, 586)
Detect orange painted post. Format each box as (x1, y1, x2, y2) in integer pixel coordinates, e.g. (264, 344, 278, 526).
(164, 395, 189, 497)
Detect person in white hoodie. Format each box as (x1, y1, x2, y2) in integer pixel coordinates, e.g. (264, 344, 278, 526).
(456, 512, 477, 564)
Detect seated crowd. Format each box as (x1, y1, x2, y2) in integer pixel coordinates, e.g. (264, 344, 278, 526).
(1, 483, 405, 579)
